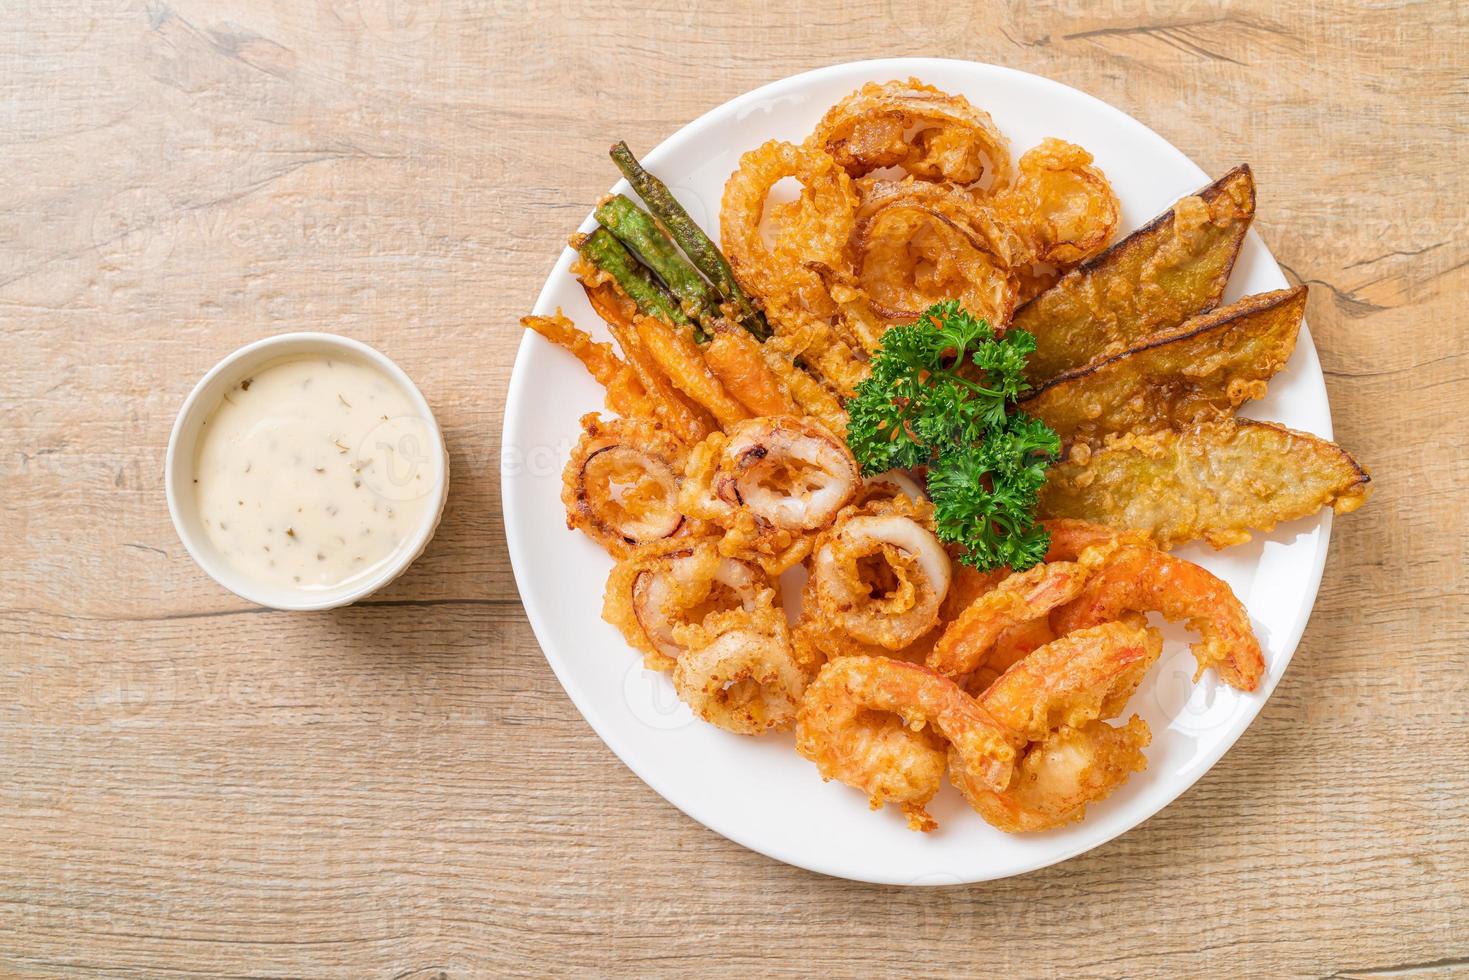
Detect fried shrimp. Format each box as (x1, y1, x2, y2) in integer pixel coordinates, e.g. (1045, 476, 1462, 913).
(562, 414, 687, 557)
(602, 538, 768, 671)
(950, 620, 1161, 832)
(673, 607, 807, 735)
(811, 511, 953, 650)
(1052, 544, 1265, 691)
(928, 559, 1093, 678)
(796, 656, 1016, 831)
(981, 621, 1163, 741)
(954, 718, 1151, 834)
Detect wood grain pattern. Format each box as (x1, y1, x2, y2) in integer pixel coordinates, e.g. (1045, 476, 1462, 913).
(2, 0, 1465, 976)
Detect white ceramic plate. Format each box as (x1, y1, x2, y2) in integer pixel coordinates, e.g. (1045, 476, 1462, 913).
(503, 58, 1334, 884)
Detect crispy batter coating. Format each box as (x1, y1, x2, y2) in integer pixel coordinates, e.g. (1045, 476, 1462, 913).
(672, 606, 807, 736)
(996, 138, 1120, 269)
(980, 621, 1163, 741)
(602, 537, 770, 672)
(1015, 165, 1256, 383)
(952, 621, 1161, 833)
(954, 717, 1151, 834)
(928, 559, 1095, 679)
(1039, 418, 1372, 550)
(702, 325, 800, 417)
(634, 314, 750, 429)
(1022, 286, 1306, 446)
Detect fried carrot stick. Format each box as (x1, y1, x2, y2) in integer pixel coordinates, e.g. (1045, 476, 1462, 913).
(703, 323, 799, 417)
(634, 315, 751, 430)
(521, 312, 657, 422)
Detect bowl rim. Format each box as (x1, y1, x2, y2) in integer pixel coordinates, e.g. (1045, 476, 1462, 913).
(165, 331, 449, 611)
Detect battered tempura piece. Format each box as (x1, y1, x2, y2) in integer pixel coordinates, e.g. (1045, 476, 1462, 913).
(796, 657, 1016, 831)
(1038, 419, 1372, 550)
(1015, 165, 1256, 383)
(951, 621, 1161, 833)
(1021, 286, 1306, 446)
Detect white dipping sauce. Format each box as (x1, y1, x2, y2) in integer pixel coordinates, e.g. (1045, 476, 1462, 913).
(193, 354, 436, 591)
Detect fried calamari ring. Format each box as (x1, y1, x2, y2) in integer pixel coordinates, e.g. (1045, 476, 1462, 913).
(811, 510, 952, 651)
(718, 416, 861, 532)
(562, 414, 687, 558)
(850, 179, 1022, 327)
(672, 606, 807, 735)
(602, 537, 770, 671)
(997, 138, 1120, 269)
(796, 656, 1016, 831)
(809, 78, 1013, 189)
(676, 417, 861, 575)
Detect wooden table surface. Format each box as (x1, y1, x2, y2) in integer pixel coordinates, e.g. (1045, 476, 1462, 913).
(3, 1, 1465, 976)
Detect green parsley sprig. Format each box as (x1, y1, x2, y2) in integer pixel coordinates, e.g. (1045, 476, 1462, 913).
(845, 300, 1061, 571)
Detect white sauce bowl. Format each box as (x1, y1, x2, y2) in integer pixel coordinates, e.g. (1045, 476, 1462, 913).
(166, 333, 449, 611)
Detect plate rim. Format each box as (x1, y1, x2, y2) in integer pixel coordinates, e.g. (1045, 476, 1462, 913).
(502, 56, 1334, 884)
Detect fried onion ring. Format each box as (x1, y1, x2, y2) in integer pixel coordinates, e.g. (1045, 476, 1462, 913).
(720, 139, 857, 321)
(997, 138, 1120, 269)
(850, 179, 1022, 327)
(809, 78, 1013, 189)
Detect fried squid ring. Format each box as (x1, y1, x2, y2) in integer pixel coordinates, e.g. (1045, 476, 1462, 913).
(809, 78, 1013, 189)
(811, 512, 952, 651)
(672, 607, 807, 735)
(796, 656, 1016, 831)
(719, 416, 860, 532)
(850, 179, 1022, 327)
(998, 138, 1120, 269)
(562, 414, 686, 558)
(602, 537, 769, 671)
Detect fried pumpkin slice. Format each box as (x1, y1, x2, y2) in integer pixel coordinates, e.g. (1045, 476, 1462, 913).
(1038, 418, 1371, 550)
(1021, 286, 1306, 446)
(1015, 165, 1256, 384)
